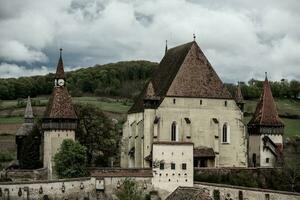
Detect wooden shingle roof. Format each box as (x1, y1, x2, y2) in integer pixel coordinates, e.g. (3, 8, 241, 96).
(248, 77, 284, 127)
(128, 41, 232, 113)
(44, 87, 77, 119)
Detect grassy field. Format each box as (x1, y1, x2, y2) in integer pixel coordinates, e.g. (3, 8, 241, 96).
(0, 96, 132, 114)
(0, 116, 23, 124)
(245, 99, 300, 116)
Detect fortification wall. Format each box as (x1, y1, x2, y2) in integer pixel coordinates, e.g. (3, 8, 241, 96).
(0, 177, 96, 200)
(195, 182, 300, 200)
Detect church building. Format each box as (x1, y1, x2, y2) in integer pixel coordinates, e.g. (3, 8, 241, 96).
(121, 40, 248, 170)
(42, 49, 77, 178)
(247, 74, 284, 167)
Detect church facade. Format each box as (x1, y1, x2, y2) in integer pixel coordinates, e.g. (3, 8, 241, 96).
(121, 41, 247, 169)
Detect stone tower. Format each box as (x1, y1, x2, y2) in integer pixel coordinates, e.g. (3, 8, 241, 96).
(247, 74, 284, 167)
(42, 49, 77, 179)
(16, 96, 34, 163)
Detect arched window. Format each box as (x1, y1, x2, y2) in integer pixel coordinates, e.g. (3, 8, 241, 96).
(222, 123, 230, 143)
(171, 122, 177, 141)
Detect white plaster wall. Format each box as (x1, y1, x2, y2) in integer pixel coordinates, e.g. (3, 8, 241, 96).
(152, 144, 193, 192)
(43, 130, 75, 179)
(121, 97, 247, 168)
(260, 134, 283, 167)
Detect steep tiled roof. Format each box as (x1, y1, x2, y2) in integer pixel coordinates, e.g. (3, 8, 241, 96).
(128, 41, 232, 113)
(166, 187, 212, 200)
(55, 51, 65, 79)
(44, 87, 77, 119)
(248, 77, 284, 126)
(235, 84, 244, 104)
(24, 96, 33, 119)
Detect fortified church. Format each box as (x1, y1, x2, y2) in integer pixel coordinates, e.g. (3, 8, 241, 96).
(13, 38, 285, 197)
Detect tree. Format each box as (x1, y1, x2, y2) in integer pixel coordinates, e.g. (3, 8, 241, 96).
(115, 178, 145, 200)
(75, 103, 120, 166)
(54, 139, 88, 178)
(290, 80, 300, 99)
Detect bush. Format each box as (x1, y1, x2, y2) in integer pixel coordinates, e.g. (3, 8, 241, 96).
(115, 178, 145, 200)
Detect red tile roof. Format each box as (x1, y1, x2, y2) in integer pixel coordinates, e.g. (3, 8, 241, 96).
(248, 77, 284, 127)
(128, 41, 232, 113)
(44, 87, 77, 119)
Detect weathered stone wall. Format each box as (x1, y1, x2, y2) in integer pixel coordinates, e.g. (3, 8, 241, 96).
(0, 177, 96, 200)
(2, 168, 47, 182)
(194, 182, 300, 200)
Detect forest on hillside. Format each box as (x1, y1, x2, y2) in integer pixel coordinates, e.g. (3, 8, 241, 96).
(0, 60, 299, 100)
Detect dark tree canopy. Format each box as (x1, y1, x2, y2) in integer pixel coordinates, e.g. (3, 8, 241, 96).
(75, 103, 120, 167)
(54, 139, 88, 178)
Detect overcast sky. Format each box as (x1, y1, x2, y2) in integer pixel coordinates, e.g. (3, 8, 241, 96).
(0, 0, 299, 83)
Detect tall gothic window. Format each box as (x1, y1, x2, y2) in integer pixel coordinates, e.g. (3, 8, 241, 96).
(171, 122, 177, 141)
(222, 123, 230, 143)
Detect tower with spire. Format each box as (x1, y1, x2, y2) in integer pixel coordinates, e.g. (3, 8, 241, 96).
(247, 73, 284, 167)
(42, 49, 77, 179)
(16, 96, 35, 163)
(235, 82, 245, 112)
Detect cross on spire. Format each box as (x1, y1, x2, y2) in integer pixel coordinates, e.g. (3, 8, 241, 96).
(60, 48, 63, 57)
(193, 33, 196, 41)
(265, 72, 268, 79)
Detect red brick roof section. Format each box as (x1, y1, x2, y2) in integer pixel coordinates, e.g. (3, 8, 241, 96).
(44, 87, 77, 119)
(128, 41, 232, 113)
(248, 77, 284, 126)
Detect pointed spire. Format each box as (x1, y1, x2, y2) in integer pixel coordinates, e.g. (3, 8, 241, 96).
(165, 40, 168, 55)
(235, 82, 244, 104)
(248, 73, 284, 127)
(24, 96, 33, 120)
(55, 48, 65, 79)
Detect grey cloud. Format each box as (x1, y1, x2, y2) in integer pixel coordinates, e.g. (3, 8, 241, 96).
(0, 0, 299, 82)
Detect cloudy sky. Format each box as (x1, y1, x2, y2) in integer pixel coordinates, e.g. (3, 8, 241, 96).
(0, 0, 299, 82)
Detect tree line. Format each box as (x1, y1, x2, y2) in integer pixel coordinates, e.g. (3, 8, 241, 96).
(0, 60, 156, 100)
(0, 60, 299, 100)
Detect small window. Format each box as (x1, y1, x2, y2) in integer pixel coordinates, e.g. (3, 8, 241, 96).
(171, 163, 175, 170)
(200, 100, 202, 105)
(222, 123, 230, 143)
(173, 99, 176, 104)
(266, 158, 269, 163)
(265, 194, 270, 200)
(182, 163, 187, 170)
(160, 163, 164, 170)
(224, 101, 227, 107)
